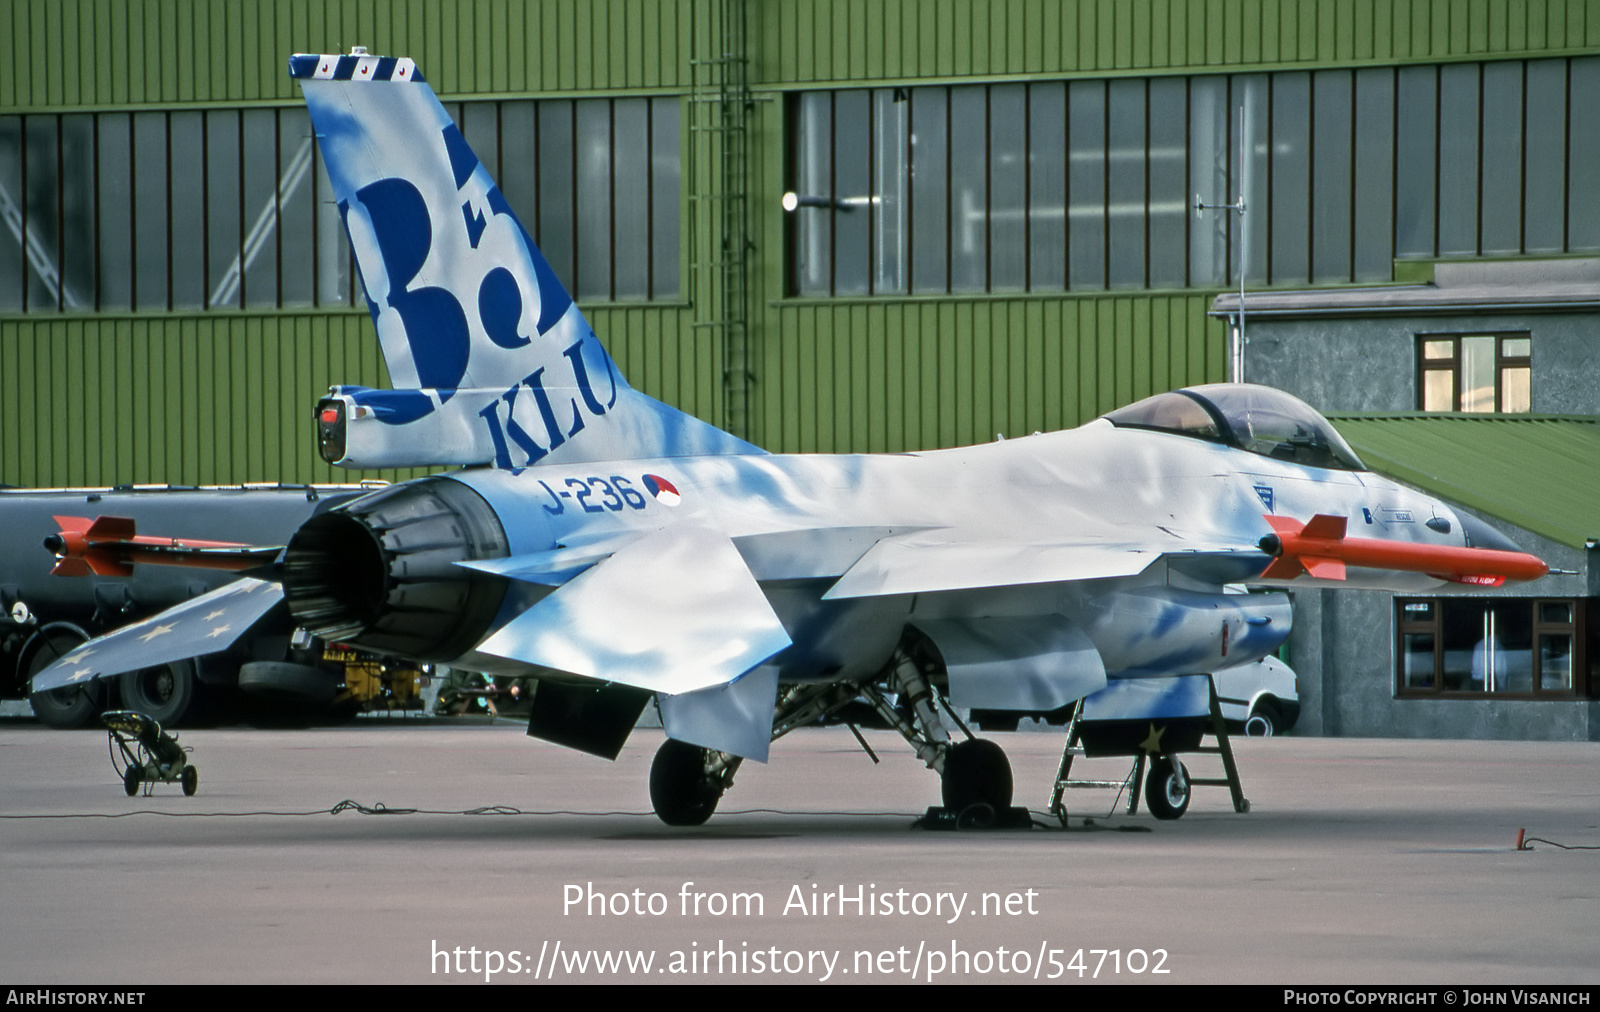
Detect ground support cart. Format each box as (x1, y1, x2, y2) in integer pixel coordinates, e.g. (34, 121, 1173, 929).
(1047, 673, 1247, 824)
(102, 709, 197, 796)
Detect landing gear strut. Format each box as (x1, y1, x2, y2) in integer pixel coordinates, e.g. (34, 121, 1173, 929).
(646, 631, 1021, 827)
(872, 637, 1019, 826)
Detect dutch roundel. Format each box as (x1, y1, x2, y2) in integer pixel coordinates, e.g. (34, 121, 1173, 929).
(643, 474, 681, 506)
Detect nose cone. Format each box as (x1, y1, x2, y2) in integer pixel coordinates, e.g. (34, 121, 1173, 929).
(1457, 510, 1527, 554)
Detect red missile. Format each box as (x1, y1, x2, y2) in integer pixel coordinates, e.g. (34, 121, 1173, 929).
(1256, 514, 1548, 587)
(46, 515, 283, 577)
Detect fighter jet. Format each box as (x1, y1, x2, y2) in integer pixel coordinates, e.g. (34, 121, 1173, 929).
(35, 50, 1548, 825)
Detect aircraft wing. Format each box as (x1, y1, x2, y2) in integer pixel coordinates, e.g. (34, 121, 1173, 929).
(822, 527, 1266, 599)
(31, 577, 283, 691)
(476, 523, 792, 696)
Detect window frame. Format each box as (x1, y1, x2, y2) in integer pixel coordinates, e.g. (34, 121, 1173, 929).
(1415, 332, 1532, 413)
(1395, 596, 1590, 700)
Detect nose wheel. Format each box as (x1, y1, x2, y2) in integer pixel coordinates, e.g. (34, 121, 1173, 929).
(1143, 756, 1191, 820)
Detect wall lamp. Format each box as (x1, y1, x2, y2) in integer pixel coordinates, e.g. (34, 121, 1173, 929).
(781, 192, 873, 212)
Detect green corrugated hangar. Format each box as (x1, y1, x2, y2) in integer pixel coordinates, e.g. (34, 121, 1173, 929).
(3, 0, 1598, 736)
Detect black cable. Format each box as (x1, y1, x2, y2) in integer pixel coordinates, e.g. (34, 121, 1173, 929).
(0, 801, 1074, 824)
(1518, 835, 1600, 851)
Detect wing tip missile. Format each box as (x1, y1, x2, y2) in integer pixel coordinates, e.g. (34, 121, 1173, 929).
(1259, 513, 1548, 585)
(45, 515, 283, 577)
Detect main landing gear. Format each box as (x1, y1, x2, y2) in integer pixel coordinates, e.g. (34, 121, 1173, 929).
(645, 633, 1018, 827)
(941, 738, 1014, 813)
(648, 739, 740, 827)
(873, 639, 1017, 825)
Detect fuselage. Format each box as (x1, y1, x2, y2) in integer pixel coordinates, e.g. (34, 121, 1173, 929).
(437, 413, 1462, 686)
(450, 416, 1464, 590)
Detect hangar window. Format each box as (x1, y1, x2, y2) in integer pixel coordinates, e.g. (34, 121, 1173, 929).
(0, 98, 680, 313)
(1396, 597, 1591, 699)
(1416, 334, 1532, 413)
(783, 55, 1600, 298)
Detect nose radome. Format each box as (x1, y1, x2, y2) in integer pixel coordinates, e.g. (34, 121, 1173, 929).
(1457, 510, 1526, 553)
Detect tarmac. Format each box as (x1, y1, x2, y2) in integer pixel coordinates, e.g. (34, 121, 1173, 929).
(2, 717, 1597, 985)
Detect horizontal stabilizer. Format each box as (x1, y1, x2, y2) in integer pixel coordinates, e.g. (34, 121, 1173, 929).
(32, 578, 284, 692)
(477, 524, 791, 695)
(1075, 674, 1215, 758)
(824, 530, 1159, 599)
(1082, 674, 1212, 723)
(658, 665, 780, 762)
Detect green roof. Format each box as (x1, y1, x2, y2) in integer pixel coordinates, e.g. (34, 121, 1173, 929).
(1326, 414, 1600, 550)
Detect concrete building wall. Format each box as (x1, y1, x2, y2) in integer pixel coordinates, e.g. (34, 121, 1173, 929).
(1285, 517, 1597, 741)
(1245, 309, 1600, 415)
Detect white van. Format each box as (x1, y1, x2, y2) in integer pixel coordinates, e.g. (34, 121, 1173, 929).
(1211, 656, 1300, 736)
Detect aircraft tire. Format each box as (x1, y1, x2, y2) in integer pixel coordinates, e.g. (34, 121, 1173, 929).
(1244, 700, 1280, 737)
(24, 624, 101, 730)
(649, 739, 721, 826)
(122, 765, 141, 797)
(1144, 757, 1191, 820)
(181, 765, 198, 797)
(238, 661, 337, 706)
(118, 660, 199, 726)
(941, 738, 1013, 813)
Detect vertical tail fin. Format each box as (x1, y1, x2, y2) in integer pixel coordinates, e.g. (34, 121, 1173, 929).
(290, 51, 759, 469)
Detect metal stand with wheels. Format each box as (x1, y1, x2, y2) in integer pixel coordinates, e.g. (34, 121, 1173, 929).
(102, 710, 198, 797)
(1047, 675, 1248, 826)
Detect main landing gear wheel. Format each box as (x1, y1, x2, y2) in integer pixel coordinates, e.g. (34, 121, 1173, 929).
(941, 738, 1014, 814)
(650, 739, 723, 827)
(122, 765, 141, 797)
(1144, 756, 1191, 820)
(181, 764, 199, 797)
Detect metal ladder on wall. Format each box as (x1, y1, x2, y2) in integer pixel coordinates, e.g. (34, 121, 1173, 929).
(689, 0, 753, 441)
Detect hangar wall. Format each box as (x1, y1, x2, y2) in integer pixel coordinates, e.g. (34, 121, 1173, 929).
(3, 0, 1600, 485)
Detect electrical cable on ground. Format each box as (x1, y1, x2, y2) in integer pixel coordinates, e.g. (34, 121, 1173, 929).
(1, 800, 1093, 827)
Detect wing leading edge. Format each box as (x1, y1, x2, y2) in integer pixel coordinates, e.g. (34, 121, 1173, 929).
(822, 528, 1266, 599)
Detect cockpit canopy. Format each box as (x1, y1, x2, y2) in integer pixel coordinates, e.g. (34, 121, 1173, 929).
(1104, 383, 1367, 471)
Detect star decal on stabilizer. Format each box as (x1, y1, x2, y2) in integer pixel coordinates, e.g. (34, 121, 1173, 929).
(1139, 722, 1167, 754)
(137, 623, 177, 643)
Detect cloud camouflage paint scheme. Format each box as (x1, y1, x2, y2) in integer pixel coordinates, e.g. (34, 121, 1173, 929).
(35, 52, 1549, 825)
